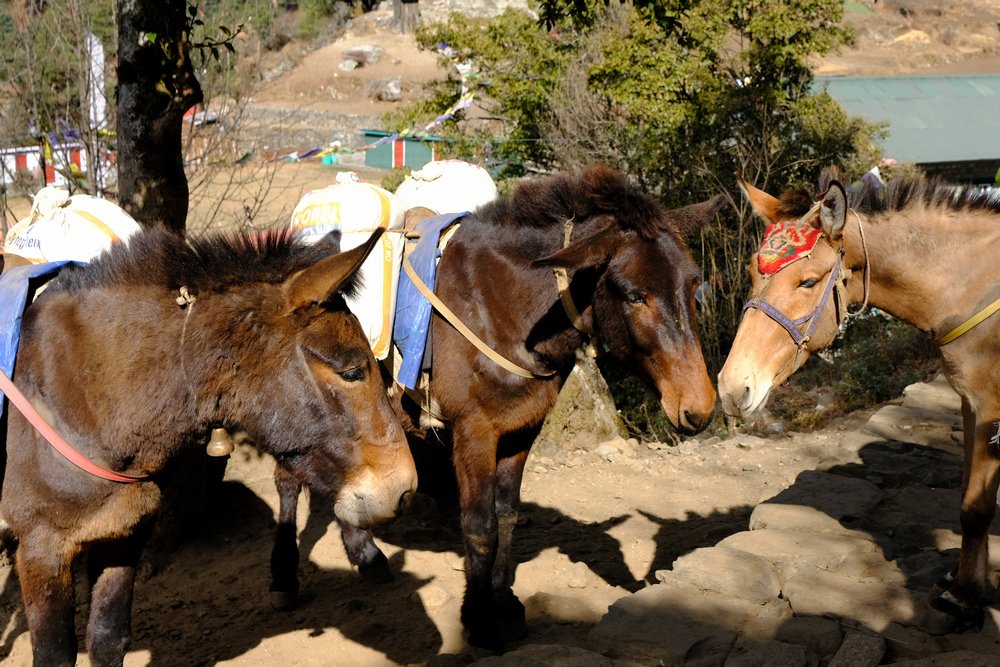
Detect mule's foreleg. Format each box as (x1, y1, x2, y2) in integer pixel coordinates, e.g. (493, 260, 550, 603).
(932, 409, 1000, 632)
(337, 518, 390, 582)
(17, 536, 78, 666)
(270, 463, 302, 611)
(85, 527, 150, 667)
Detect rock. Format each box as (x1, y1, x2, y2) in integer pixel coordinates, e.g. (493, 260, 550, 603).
(773, 616, 843, 660)
(781, 565, 917, 632)
(370, 74, 402, 101)
(729, 434, 767, 450)
(862, 405, 961, 448)
(589, 585, 737, 664)
(880, 622, 944, 663)
(885, 650, 1000, 666)
(827, 629, 885, 667)
(718, 528, 885, 579)
(655, 546, 781, 605)
(594, 440, 626, 461)
(533, 353, 627, 456)
(752, 471, 883, 525)
(901, 374, 961, 413)
(426, 655, 472, 667)
(748, 504, 874, 539)
(342, 44, 381, 67)
(470, 644, 618, 666)
(722, 636, 817, 667)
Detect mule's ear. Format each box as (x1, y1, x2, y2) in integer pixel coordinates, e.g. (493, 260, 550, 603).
(736, 173, 781, 224)
(663, 194, 727, 236)
(811, 181, 848, 240)
(284, 228, 384, 308)
(533, 222, 621, 270)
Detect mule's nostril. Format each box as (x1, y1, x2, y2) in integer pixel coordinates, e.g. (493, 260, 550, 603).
(398, 490, 415, 513)
(682, 410, 708, 433)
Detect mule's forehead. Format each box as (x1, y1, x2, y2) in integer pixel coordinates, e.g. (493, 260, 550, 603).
(758, 219, 823, 275)
(613, 234, 700, 287)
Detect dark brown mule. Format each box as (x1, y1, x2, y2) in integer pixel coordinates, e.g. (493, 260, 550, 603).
(2, 226, 417, 665)
(271, 165, 724, 649)
(718, 171, 1000, 633)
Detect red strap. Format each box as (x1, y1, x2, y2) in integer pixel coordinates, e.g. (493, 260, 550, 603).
(0, 370, 149, 483)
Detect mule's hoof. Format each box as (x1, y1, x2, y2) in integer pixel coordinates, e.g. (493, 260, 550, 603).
(465, 624, 505, 653)
(922, 592, 986, 634)
(358, 561, 393, 584)
(497, 592, 527, 642)
(270, 589, 298, 611)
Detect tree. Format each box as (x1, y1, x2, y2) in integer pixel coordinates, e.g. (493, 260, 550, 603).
(396, 1, 883, 371)
(116, 0, 203, 232)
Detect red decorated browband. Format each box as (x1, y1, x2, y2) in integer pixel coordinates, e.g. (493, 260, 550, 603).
(757, 219, 823, 275)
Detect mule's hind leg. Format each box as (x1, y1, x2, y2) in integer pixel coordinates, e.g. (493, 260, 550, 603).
(270, 463, 301, 610)
(337, 518, 390, 582)
(491, 432, 538, 643)
(453, 421, 504, 650)
(16, 534, 78, 666)
(85, 527, 150, 667)
(928, 407, 1000, 632)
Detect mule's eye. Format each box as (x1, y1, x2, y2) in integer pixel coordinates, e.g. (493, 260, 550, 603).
(798, 278, 819, 289)
(626, 292, 646, 304)
(339, 367, 365, 382)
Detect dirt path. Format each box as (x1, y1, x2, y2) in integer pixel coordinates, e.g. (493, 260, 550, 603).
(2, 375, 997, 665)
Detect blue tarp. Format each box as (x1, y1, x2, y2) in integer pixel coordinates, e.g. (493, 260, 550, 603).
(392, 212, 466, 390)
(0, 261, 76, 404)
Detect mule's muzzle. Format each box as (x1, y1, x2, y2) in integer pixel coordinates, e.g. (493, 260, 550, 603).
(680, 409, 713, 435)
(335, 461, 418, 529)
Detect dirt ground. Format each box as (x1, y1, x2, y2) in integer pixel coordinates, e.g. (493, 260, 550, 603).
(0, 406, 887, 667)
(1, 3, 999, 666)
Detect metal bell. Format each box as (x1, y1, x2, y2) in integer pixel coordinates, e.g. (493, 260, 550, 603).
(206, 427, 235, 457)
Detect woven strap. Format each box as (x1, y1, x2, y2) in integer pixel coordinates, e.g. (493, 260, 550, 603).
(402, 256, 553, 379)
(0, 370, 149, 483)
(936, 295, 1000, 346)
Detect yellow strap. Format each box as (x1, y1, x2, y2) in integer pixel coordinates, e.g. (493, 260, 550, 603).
(402, 255, 551, 379)
(553, 266, 585, 331)
(936, 295, 1000, 345)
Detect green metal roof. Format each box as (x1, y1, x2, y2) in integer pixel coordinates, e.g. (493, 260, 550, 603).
(814, 75, 1000, 164)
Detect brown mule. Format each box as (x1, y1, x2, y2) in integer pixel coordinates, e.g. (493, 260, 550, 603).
(270, 165, 725, 650)
(719, 171, 1000, 633)
(2, 226, 416, 665)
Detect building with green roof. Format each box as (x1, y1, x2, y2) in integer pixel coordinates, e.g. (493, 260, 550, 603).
(815, 75, 1000, 184)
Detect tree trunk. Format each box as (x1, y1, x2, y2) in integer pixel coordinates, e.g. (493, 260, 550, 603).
(116, 0, 202, 232)
(393, 0, 420, 34)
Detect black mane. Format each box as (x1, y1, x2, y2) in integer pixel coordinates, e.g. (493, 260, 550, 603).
(777, 169, 1000, 220)
(472, 165, 673, 241)
(49, 225, 353, 295)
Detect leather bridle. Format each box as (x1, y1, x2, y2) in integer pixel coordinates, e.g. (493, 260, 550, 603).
(742, 247, 848, 351)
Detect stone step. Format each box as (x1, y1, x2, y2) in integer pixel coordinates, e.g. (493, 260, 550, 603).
(901, 374, 961, 414)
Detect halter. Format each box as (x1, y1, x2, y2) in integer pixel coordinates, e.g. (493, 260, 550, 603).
(552, 217, 598, 357)
(742, 247, 847, 349)
(741, 204, 874, 358)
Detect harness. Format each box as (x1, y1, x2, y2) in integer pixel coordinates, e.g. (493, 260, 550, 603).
(936, 295, 1000, 345)
(401, 218, 593, 379)
(0, 262, 150, 483)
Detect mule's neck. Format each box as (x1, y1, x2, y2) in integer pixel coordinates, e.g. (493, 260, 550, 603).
(843, 205, 1000, 336)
